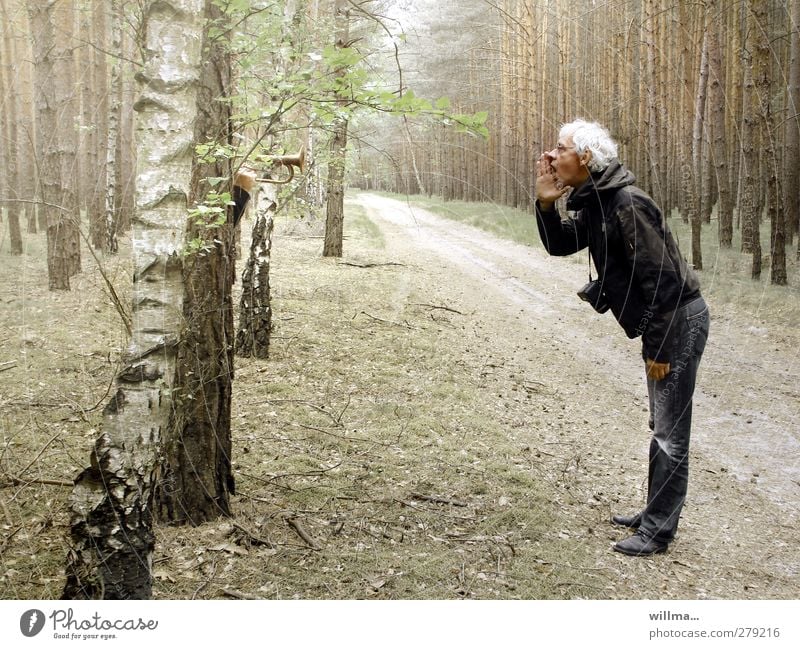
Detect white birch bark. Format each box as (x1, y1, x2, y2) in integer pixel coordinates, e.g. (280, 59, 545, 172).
(64, 0, 205, 600)
(104, 0, 122, 253)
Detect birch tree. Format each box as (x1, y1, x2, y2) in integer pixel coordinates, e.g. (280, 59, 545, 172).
(236, 185, 276, 358)
(157, 0, 237, 524)
(63, 0, 205, 600)
(105, 0, 123, 252)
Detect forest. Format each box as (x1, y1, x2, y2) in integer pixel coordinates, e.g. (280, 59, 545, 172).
(1, 0, 799, 605)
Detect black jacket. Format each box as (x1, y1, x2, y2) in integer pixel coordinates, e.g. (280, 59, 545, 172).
(535, 159, 701, 363)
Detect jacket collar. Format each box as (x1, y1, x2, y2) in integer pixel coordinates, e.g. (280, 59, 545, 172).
(566, 159, 636, 211)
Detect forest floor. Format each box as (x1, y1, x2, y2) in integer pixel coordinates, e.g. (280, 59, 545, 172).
(0, 192, 798, 600)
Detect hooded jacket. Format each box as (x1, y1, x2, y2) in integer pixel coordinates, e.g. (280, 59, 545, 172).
(535, 159, 701, 363)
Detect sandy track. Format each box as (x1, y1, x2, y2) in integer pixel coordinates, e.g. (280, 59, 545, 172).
(354, 193, 800, 593)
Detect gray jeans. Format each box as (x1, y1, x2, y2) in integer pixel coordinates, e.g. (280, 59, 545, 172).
(640, 296, 709, 543)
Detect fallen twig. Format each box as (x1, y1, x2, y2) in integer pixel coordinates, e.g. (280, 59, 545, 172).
(410, 492, 468, 507)
(0, 494, 14, 526)
(297, 423, 386, 446)
(0, 525, 22, 555)
(354, 311, 414, 329)
(80, 358, 120, 413)
(338, 261, 406, 269)
(192, 556, 218, 600)
(412, 303, 467, 315)
(73, 217, 132, 336)
(3, 474, 74, 488)
(231, 522, 275, 548)
(0, 361, 17, 372)
(263, 399, 345, 427)
(556, 581, 605, 591)
(286, 516, 322, 551)
(222, 588, 258, 600)
(16, 434, 63, 480)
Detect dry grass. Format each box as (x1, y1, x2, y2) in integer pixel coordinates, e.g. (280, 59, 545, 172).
(0, 205, 601, 600)
(0, 219, 131, 599)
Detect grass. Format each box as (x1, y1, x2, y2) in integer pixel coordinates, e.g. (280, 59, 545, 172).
(0, 216, 131, 599)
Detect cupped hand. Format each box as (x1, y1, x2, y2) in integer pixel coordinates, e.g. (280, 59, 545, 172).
(535, 154, 568, 206)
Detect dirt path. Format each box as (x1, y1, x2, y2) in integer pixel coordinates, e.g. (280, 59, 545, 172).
(353, 192, 800, 596)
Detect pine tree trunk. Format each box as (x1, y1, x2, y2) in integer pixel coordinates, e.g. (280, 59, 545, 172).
(641, 1, 658, 196)
(156, 0, 236, 525)
(2, 0, 36, 236)
(741, 0, 764, 278)
(58, 0, 80, 278)
(27, 0, 79, 290)
(0, 0, 22, 254)
(691, 26, 709, 270)
(323, 0, 350, 258)
(761, 4, 786, 284)
(708, 0, 734, 248)
(785, 0, 800, 255)
(64, 0, 205, 600)
(117, 45, 138, 235)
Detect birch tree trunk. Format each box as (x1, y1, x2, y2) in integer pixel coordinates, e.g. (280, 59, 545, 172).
(323, 0, 350, 258)
(156, 0, 236, 524)
(105, 0, 122, 253)
(236, 185, 276, 358)
(63, 0, 205, 600)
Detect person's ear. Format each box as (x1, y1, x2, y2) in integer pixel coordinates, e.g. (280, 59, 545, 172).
(580, 150, 593, 167)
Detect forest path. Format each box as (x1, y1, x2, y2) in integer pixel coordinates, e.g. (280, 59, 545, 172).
(354, 191, 800, 592)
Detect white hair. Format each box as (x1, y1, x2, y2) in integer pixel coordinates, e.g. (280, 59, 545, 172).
(559, 119, 618, 172)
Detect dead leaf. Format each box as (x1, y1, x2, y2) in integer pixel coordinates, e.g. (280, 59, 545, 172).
(208, 543, 249, 556)
(153, 569, 175, 583)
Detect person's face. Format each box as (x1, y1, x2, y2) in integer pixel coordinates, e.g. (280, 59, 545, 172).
(547, 135, 591, 188)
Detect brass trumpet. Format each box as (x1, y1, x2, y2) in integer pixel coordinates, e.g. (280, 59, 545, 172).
(257, 146, 305, 184)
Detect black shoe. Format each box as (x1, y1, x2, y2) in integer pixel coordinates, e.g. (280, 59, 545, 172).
(613, 531, 668, 557)
(611, 513, 641, 528)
